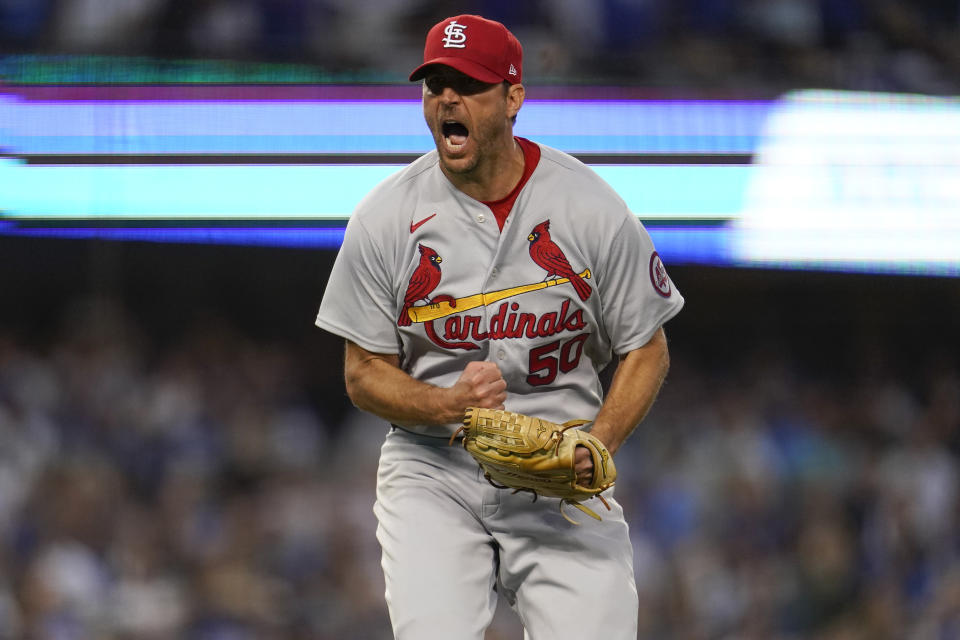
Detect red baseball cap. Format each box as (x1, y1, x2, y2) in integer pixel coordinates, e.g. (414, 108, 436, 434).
(409, 15, 523, 85)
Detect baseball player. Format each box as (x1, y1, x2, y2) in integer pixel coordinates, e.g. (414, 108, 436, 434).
(316, 14, 684, 639)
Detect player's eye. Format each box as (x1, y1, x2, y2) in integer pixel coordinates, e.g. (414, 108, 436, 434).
(424, 76, 445, 95)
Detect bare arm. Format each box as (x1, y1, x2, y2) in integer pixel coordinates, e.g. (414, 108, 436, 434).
(591, 327, 670, 454)
(343, 340, 507, 427)
(575, 327, 671, 481)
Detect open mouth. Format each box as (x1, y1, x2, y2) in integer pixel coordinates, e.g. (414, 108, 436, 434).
(442, 120, 469, 150)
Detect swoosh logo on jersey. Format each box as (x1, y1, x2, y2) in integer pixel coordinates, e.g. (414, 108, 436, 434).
(410, 213, 437, 233)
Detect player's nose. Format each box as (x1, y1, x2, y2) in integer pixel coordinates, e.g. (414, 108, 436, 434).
(438, 86, 462, 103)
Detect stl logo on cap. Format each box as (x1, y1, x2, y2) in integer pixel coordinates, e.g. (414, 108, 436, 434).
(442, 20, 468, 48)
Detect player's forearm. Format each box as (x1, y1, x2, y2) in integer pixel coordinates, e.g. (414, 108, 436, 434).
(590, 328, 670, 455)
(344, 343, 461, 426)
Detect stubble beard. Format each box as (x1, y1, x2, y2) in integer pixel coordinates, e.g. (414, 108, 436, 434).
(435, 111, 511, 178)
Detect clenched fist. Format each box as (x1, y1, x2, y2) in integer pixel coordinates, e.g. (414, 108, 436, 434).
(450, 361, 507, 413)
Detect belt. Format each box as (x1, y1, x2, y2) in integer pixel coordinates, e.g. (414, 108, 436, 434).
(390, 424, 464, 443)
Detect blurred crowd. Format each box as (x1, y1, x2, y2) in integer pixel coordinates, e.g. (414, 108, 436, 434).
(0, 296, 390, 639)
(0, 293, 957, 639)
(1, 0, 960, 93)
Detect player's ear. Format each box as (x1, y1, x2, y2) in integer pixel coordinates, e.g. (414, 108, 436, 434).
(506, 83, 524, 120)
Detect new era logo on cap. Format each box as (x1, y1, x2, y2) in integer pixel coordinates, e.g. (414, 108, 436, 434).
(409, 15, 523, 85)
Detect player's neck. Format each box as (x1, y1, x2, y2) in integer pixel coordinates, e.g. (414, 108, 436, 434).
(441, 136, 525, 202)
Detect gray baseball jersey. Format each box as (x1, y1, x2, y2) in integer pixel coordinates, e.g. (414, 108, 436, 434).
(317, 142, 684, 432)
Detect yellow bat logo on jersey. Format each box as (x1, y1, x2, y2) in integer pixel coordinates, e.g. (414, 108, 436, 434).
(406, 268, 591, 323)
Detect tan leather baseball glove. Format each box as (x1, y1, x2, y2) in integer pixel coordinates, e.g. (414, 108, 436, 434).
(450, 407, 617, 524)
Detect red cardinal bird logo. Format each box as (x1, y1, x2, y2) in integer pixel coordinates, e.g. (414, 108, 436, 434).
(527, 220, 592, 301)
(398, 244, 443, 326)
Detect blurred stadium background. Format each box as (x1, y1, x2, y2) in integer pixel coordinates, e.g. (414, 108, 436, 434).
(1, 1, 959, 639)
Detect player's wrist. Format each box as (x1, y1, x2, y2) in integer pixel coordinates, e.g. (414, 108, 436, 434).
(587, 423, 621, 456)
(424, 385, 464, 425)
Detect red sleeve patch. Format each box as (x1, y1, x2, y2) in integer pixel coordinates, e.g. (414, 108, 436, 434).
(649, 252, 672, 298)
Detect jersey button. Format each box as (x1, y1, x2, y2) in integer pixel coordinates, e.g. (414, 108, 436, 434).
(497, 349, 506, 360)
(476, 213, 486, 223)
(491, 267, 499, 278)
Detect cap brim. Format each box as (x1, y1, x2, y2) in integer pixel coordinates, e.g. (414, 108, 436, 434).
(409, 57, 504, 84)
